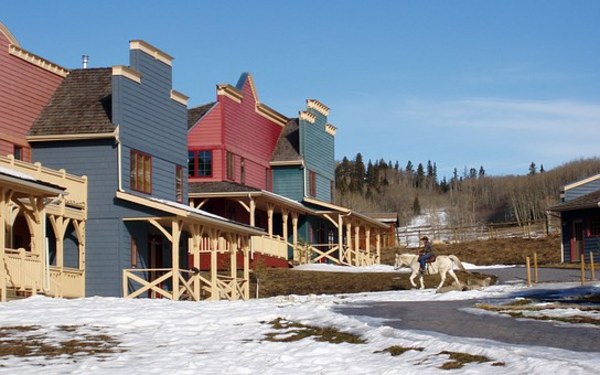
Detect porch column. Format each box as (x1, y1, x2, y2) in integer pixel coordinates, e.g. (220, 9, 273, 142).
(346, 222, 352, 265)
(338, 214, 344, 264)
(355, 226, 361, 266)
(281, 209, 289, 243)
(171, 219, 182, 301)
(229, 235, 238, 300)
(210, 231, 219, 300)
(376, 232, 381, 264)
(242, 236, 249, 299)
(267, 204, 274, 237)
(249, 198, 256, 227)
(292, 212, 299, 262)
(366, 228, 371, 255)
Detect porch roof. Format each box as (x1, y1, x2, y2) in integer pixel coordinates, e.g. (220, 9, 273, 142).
(549, 189, 600, 212)
(303, 197, 390, 229)
(116, 191, 265, 235)
(0, 166, 66, 196)
(189, 181, 315, 214)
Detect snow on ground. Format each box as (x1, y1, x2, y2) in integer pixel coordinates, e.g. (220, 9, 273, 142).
(0, 278, 598, 374)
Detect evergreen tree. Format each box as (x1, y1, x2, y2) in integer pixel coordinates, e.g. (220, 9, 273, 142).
(540, 164, 545, 173)
(412, 195, 421, 215)
(479, 166, 485, 178)
(416, 163, 425, 188)
(351, 153, 366, 193)
(528, 162, 537, 176)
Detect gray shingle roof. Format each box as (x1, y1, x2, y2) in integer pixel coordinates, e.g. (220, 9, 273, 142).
(188, 181, 261, 194)
(29, 68, 114, 136)
(550, 189, 600, 212)
(188, 102, 216, 130)
(271, 118, 301, 162)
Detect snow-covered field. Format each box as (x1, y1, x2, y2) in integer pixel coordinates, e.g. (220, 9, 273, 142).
(0, 266, 598, 374)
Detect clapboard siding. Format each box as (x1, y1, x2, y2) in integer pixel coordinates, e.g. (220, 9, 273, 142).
(115, 48, 188, 203)
(0, 29, 64, 161)
(300, 109, 335, 202)
(188, 74, 283, 190)
(565, 179, 600, 201)
(273, 167, 304, 201)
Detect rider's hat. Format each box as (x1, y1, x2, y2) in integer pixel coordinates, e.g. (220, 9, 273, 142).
(420, 236, 429, 241)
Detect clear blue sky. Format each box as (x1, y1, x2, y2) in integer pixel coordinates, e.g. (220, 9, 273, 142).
(3, 1, 599, 178)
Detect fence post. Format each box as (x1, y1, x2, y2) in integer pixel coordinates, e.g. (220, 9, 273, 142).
(533, 252, 539, 284)
(589, 251, 595, 281)
(526, 257, 532, 287)
(580, 254, 586, 286)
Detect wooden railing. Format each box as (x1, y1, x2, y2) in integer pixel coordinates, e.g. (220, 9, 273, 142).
(48, 267, 84, 298)
(1, 248, 43, 292)
(295, 243, 378, 267)
(123, 268, 207, 301)
(251, 235, 288, 259)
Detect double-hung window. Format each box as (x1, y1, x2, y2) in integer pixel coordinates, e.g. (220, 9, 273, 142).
(309, 170, 316, 198)
(130, 150, 152, 194)
(188, 150, 212, 177)
(176, 166, 184, 203)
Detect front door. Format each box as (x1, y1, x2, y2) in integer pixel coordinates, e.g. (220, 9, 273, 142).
(148, 235, 163, 298)
(571, 221, 584, 262)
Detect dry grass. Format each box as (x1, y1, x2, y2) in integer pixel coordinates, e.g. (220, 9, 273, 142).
(381, 235, 562, 266)
(0, 325, 124, 360)
(374, 345, 424, 356)
(437, 351, 500, 370)
(264, 318, 365, 344)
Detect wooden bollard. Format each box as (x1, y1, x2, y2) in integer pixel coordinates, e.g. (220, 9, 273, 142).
(526, 256, 532, 287)
(533, 252, 539, 284)
(580, 254, 586, 286)
(590, 252, 596, 280)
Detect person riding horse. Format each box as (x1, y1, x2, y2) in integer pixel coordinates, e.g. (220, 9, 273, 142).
(418, 236, 434, 274)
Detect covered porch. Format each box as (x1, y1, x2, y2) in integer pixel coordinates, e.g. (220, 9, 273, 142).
(301, 198, 389, 267)
(1, 154, 87, 301)
(189, 184, 316, 267)
(118, 191, 265, 301)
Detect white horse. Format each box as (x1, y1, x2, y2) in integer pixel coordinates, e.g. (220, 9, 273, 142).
(394, 253, 468, 291)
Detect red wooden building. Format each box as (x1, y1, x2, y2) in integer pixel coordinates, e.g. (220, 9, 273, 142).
(0, 22, 67, 161)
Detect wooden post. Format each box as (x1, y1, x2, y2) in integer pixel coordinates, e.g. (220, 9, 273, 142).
(525, 257, 532, 287)
(533, 252, 539, 284)
(590, 251, 595, 281)
(580, 254, 586, 286)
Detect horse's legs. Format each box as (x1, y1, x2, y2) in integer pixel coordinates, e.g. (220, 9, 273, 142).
(409, 271, 418, 288)
(448, 269, 461, 288)
(419, 275, 424, 289)
(436, 271, 446, 290)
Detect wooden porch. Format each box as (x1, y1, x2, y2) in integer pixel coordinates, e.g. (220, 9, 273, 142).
(1, 154, 87, 301)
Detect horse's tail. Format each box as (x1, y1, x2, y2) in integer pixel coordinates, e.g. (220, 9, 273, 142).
(449, 255, 470, 273)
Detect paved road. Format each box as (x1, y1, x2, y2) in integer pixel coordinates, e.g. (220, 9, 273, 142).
(335, 268, 600, 352)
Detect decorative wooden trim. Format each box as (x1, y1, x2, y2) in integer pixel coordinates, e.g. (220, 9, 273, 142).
(217, 84, 243, 103)
(27, 131, 117, 142)
(256, 103, 288, 127)
(270, 160, 304, 167)
(299, 111, 316, 124)
(8, 44, 69, 77)
(0, 21, 20, 46)
(170, 90, 189, 106)
(112, 65, 141, 83)
(307, 99, 330, 116)
(325, 123, 337, 136)
(129, 40, 173, 66)
(564, 174, 600, 191)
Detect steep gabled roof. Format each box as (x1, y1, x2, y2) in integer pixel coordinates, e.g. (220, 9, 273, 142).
(550, 189, 600, 212)
(29, 68, 114, 137)
(271, 118, 301, 163)
(188, 101, 216, 130)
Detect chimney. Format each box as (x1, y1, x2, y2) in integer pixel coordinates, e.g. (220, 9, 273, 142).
(82, 55, 89, 69)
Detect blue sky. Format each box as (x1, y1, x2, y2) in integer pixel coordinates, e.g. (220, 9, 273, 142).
(3, 1, 599, 178)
